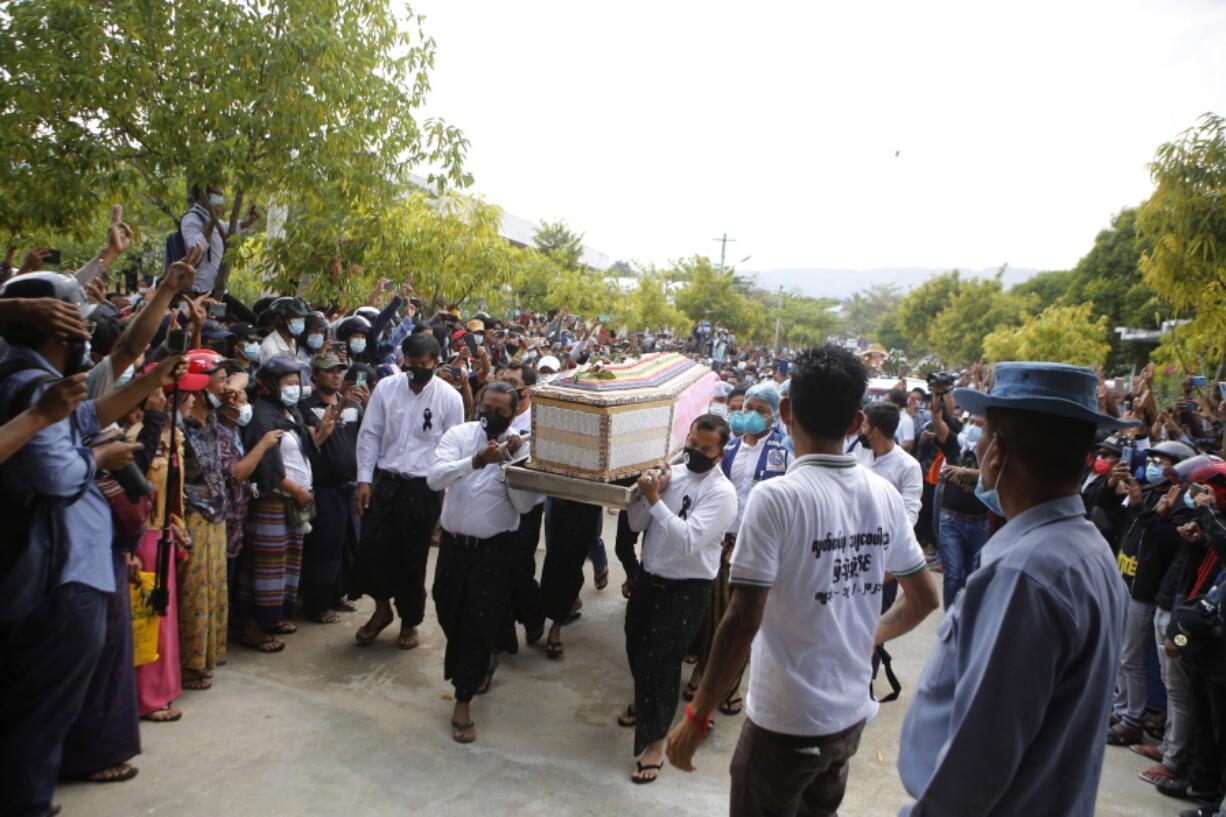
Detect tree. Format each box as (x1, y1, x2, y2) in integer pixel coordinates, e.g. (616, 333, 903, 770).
(0, 0, 468, 293)
(1010, 270, 1073, 311)
(927, 276, 1032, 365)
(844, 283, 903, 336)
(533, 220, 585, 270)
(1138, 113, 1226, 378)
(892, 271, 963, 353)
(982, 304, 1111, 366)
(621, 273, 687, 332)
(672, 256, 757, 337)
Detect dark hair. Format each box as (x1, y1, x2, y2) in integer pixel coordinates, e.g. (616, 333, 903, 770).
(864, 401, 901, 438)
(402, 333, 441, 361)
(987, 407, 1096, 486)
(886, 388, 907, 408)
(505, 360, 537, 387)
(729, 385, 749, 400)
(692, 412, 731, 447)
(483, 379, 519, 416)
(789, 344, 868, 441)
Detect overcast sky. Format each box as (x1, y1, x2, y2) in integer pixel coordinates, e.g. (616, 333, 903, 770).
(416, 0, 1226, 274)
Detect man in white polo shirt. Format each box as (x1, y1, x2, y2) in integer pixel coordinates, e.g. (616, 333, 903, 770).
(855, 402, 923, 526)
(666, 344, 939, 817)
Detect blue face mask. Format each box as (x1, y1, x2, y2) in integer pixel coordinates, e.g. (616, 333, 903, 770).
(287, 319, 305, 337)
(279, 384, 301, 407)
(964, 424, 983, 444)
(729, 410, 769, 435)
(348, 338, 367, 355)
(781, 434, 795, 455)
(1145, 462, 1168, 485)
(974, 439, 1007, 517)
(242, 342, 261, 361)
(1184, 490, 1198, 510)
(306, 334, 324, 350)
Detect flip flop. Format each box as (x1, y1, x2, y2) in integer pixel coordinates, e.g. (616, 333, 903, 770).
(141, 705, 183, 723)
(546, 640, 564, 660)
(451, 720, 476, 744)
(355, 618, 392, 647)
(240, 636, 285, 653)
(617, 705, 637, 727)
(311, 611, 342, 624)
(397, 629, 420, 650)
(719, 695, 744, 716)
(74, 763, 139, 783)
(1139, 764, 1178, 785)
(631, 761, 662, 784)
(594, 568, 609, 590)
(476, 654, 502, 696)
(265, 621, 297, 635)
(682, 682, 698, 702)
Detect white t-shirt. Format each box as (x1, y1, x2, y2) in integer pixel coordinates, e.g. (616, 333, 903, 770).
(728, 436, 763, 534)
(854, 444, 924, 526)
(730, 453, 927, 737)
(278, 429, 313, 492)
(894, 412, 916, 448)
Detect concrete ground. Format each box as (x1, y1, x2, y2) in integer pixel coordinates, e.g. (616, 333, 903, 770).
(60, 513, 1176, 817)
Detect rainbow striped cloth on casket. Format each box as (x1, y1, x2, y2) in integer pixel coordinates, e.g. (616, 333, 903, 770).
(561, 352, 695, 390)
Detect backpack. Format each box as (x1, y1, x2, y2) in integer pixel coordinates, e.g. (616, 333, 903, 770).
(164, 208, 213, 271)
(0, 359, 69, 622)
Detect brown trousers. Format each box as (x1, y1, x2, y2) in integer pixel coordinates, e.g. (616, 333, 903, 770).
(730, 717, 866, 817)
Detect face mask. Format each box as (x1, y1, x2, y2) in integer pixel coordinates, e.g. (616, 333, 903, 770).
(242, 342, 261, 361)
(708, 402, 728, 418)
(349, 338, 367, 355)
(306, 334, 324, 351)
(1145, 462, 1168, 485)
(235, 403, 253, 426)
(116, 365, 135, 387)
(473, 333, 484, 346)
(735, 411, 768, 435)
(1184, 490, 1199, 510)
(781, 434, 795, 455)
(206, 391, 222, 409)
(857, 433, 872, 449)
(279, 384, 302, 407)
(480, 410, 512, 438)
(287, 319, 306, 337)
(208, 193, 225, 207)
(974, 439, 1007, 517)
(685, 446, 719, 474)
(964, 425, 983, 444)
(408, 365, 435, 386)
(1093, 457, 1112, 476)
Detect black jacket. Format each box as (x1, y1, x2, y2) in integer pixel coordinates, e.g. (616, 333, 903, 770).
(243, 395, 317, 496)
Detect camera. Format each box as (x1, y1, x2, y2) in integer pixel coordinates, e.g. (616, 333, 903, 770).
(926, 372, 956, 394)
(166, 328, 190, 355)
(85, 432, 153, 502)
(207, 302, 227, 320)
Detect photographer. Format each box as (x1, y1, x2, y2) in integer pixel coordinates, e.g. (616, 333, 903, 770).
(929, 386, 990, 609)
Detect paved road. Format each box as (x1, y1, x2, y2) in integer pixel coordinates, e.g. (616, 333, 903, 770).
(60, 514, 1175, 816)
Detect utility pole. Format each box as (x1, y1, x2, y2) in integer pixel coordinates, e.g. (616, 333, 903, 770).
(713, 233, 735, 271)
(773, 286, 783, 352)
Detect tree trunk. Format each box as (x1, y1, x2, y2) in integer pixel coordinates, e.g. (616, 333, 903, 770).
(213, 188, 245, 298)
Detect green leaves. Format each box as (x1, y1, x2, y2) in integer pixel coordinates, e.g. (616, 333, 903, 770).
(982, 304, 1110, 367)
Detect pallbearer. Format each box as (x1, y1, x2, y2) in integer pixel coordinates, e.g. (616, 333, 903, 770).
(618, 414, 736, 784)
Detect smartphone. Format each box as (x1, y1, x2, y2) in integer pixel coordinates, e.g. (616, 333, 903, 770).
(1191, 376, 1208, 388)
(1189, 483, 1208, 499)
(166, 329, 190, 355)
(382, 279, 397, 292)
(1218, 382, 1226, 401)
(355, 371, 369, 387)
(207, 302, 227, 320)
(44, 249, 62, 265)
(409, 297, 424, 309)
(448, 365, 463, 380)
(599, 315, 610, 323)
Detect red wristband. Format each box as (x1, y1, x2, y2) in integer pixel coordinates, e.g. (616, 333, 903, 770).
(685, 702, 713, 736)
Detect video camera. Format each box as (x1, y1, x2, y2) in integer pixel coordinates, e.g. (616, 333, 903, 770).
(926, 371, 956, 395)
(85, 431, 153, 502)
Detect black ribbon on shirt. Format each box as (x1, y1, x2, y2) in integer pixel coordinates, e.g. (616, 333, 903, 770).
(679, 495, 692, 520)
(422, 407, 432, 432)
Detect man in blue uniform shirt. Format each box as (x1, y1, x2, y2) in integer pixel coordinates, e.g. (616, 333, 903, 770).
(896, 362, 1131, 817)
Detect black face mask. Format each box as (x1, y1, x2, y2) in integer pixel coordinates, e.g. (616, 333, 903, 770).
(684, 446, 718, 473)
(480, 411, 511, 439)
(857, 433, 872, 449)
(408, 365, 434, 386)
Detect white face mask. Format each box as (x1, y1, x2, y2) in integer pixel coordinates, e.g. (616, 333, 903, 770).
(206, 391, 222, 409)
(208, 193, 225, 207)
(287, 319, 305, 337)
(242, 342, 261, 361)
(708, 402, 728, 417)
(279, 384, 302, 406)
(234, 403, 253, 426)
(348, 338, 367, 355)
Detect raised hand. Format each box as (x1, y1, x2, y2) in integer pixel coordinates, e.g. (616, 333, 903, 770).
(165, 244, 204, 291)
(23, 298, 91, 341)
(104, 204, 134, 259)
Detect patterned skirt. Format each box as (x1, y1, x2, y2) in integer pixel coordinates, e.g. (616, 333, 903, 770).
(235, 496, 304, 627)
(179, 513, 229, 672)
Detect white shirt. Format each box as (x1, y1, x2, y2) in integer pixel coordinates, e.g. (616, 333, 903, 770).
(356, 373, 464, 482)
(728, 435, 763, 534)
(428, 421, 539, 539)
(854, 444, 924, 526)
(510, 404, 545, 507)
(260, 331, 296, 364)
(627, 463, 737, 581)
(278, 429, 313, 492)
(730, 454, 927, 737)
(894, 412, 916, 448)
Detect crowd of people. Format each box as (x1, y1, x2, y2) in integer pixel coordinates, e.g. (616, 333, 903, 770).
(0, 193, 1222, 817)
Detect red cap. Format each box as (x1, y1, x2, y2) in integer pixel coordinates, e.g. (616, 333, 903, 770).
(149, 349, 227, 392)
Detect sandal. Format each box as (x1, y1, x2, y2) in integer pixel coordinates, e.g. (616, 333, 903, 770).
(476, 654, 502, 696)
(240, 635, 285, 653)
(719, 695, 745, 716)
(684, 654, 698, 665)
(631, 761, 662, 784)
(524, 619, 546, 647)
(1139, 764, 1178, 785)
(331, 598, 358, 612)
(397, 628, 420, 650)
(77, 763, 139, 783)
(617, 705, 637, 727)
(546, 640, 564, 660)
(451, 720, 476, 744)
(594, 568, 609, 590)
(355, 617, 392, 647)
(311, 611, 342, 624)
(266, 621, 297, 635)
(682, 682, 698, 702)
(141, 704, 182, 723)
(181, 671, 213, 691)
(1130, 743, 1163, 762)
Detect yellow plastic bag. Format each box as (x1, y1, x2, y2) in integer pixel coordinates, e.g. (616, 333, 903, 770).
(131, 571, 160, 666)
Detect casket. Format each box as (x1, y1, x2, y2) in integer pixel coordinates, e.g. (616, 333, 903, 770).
(526, 352, 718, 483)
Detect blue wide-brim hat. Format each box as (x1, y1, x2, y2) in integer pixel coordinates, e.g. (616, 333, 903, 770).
(953, 362, 1140, 430)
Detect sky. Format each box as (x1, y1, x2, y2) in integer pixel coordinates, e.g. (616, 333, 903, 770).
(415, 0, 1226, 275)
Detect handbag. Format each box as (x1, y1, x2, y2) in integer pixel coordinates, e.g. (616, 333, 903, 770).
(130, 571, 160, 666)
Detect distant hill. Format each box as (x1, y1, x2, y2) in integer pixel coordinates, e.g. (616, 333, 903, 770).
(745, 266, 1043, 300)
